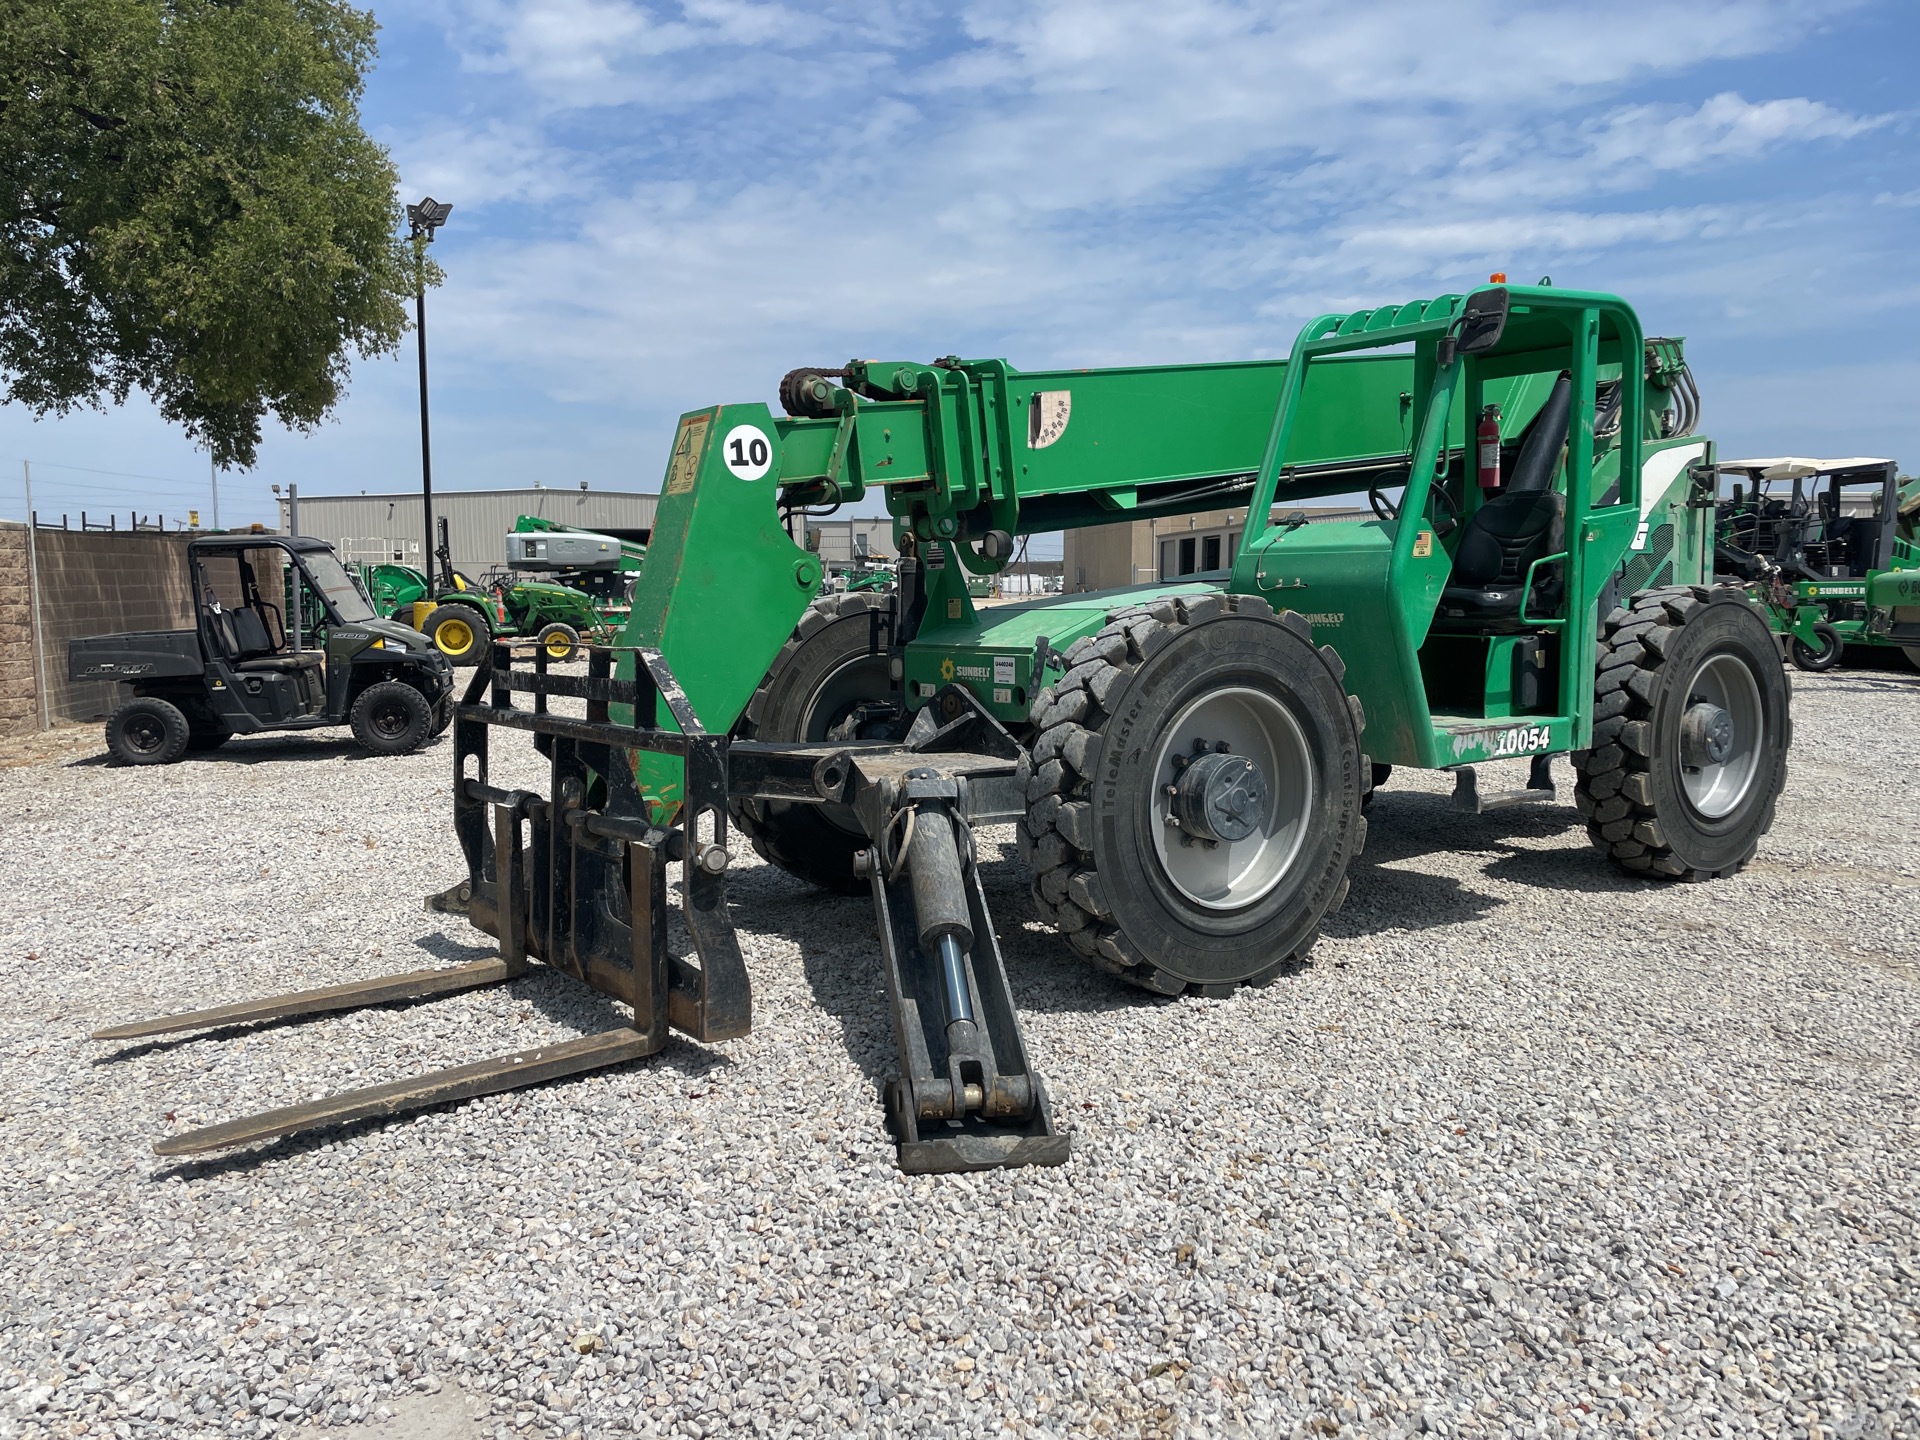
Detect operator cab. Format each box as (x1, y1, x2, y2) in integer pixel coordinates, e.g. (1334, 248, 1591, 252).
(191, 536, 381, 724)
(1715, 457, 1900, 584)
(1431, 372, 1573, 630)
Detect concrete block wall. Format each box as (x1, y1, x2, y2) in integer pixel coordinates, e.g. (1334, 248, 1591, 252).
(0, 523, 196, 733)
(0, 525, 34, 734)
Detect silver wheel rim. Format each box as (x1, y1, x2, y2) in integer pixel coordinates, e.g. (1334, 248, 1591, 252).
(1150, 686, 1313, 910)
(1681, 652, 1762, 820)
(801, 650, 892, 837)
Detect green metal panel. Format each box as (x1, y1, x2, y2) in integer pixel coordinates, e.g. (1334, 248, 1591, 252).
(620, 405, 823, 811)
(905, 576, 1236, 722)
(1242, 517, 1434, 763)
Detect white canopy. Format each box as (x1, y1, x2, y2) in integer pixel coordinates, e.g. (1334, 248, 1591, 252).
(1719, 457, 1893, 480)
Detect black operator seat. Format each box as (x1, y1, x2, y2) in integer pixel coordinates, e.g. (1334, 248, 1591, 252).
(1434, 372, 1572, 631)
(226, 606, 322, 672)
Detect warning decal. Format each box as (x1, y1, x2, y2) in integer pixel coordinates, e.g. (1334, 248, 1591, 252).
(664, 415, 712, 496)
(1029, 391, 1071, 449)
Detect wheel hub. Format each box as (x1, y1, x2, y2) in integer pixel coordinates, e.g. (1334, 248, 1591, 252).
(1149, 687, 1314, 912)
(1680, 701, 1733, 768)
(1168, 745, 1270, 844)
(1678, 652, 1764, 820)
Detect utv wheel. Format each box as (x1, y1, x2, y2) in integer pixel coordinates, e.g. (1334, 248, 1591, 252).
(350, 681, 433, 756)
(1021, 594, 1366, 994)
(537, 623, 581, 662)
(1789, 622, 1843, 673)
(106, 697, 190, 766)
(731, 589, 895, 894)
(1574, 585, 1790, 880)
(430, 694, 454, 737)
(424, 605, 486, 665)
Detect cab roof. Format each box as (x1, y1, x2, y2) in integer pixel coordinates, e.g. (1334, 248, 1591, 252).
(1718, 457, 1895, 480)
(189, 533, 334, 553)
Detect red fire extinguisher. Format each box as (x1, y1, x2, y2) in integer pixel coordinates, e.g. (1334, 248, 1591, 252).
(1477, 404, 1503, 490)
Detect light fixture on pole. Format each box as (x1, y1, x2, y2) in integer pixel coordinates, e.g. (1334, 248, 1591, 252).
(406, 196, 453, 584)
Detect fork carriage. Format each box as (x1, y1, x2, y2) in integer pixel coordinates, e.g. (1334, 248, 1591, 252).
(98, 640, 1066, 1174)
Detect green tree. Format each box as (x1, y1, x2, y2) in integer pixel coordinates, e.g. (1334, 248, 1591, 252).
(0, 0, 424, 468)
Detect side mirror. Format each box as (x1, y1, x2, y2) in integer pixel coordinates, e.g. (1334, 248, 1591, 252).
(1439, 286, 1509, 365)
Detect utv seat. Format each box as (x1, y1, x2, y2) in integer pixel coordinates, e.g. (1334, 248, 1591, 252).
(1433, 372, 1571, 632)
(220, 608, 322, 673)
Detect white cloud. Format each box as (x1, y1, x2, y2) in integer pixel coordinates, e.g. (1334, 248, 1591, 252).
(1585, 92, 1886, 172)
(389, 118, 593, 209)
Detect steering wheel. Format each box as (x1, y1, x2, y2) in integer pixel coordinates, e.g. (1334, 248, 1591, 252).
(1369, 482, 1462, 536)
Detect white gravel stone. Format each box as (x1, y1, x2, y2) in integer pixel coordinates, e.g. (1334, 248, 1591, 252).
(0, 663, 1915, 1438)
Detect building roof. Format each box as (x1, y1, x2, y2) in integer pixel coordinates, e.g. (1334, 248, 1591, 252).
(291, 486, 658, 501)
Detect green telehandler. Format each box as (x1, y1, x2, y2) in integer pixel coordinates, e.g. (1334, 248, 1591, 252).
(102, 283, 1793, 1174)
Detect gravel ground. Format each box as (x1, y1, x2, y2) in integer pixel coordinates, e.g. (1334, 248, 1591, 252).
(1, 663, 1916, 1440)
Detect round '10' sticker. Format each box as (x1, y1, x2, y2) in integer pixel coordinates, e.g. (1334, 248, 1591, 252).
(721, 424, 773, 481)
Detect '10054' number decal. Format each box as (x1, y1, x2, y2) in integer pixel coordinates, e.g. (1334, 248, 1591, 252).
(1491, 725, 1552, 757)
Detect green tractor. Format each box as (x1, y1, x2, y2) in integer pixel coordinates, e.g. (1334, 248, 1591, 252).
(505, 513, 647, 622)
(350, 560, 434, 623)
(415, 519, 617, 664)
(104, 283, 1796, 1174)
(1715, 456, 1920, 670)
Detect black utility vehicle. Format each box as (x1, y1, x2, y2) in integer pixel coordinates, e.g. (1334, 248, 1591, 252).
(69, 535, 456, 765)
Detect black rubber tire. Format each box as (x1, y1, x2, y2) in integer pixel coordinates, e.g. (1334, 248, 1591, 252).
(349, 681, 433, 756)
(1574, 585, 1791, 880)
(731, 590, 895, 894)
(1019, 593, 1366, 994)
(106, 697, 191, 766)
(424, 603, 489, 665)
(536, 622, 581, 662)
(1789, 622, 1844, 673)
(185, 723, 233, 752)
(430, 693, 453, 737)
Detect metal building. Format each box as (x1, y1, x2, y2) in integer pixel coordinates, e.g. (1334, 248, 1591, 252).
(1062, 504, 1371, 591)
(802, 517, 897, 566)
(275, 487, 658, 577)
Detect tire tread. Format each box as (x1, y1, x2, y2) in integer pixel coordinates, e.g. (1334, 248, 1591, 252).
(1571, 584, 1784, 881)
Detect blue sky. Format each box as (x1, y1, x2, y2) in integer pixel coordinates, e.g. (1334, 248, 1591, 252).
(1, 0, 1915, 557)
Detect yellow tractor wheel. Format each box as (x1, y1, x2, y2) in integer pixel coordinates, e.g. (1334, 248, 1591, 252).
(537, 622, 581, 662)
(424, 606, 485, 665)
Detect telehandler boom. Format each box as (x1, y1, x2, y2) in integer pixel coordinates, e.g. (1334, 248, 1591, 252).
(101, 284, 1791, 1174)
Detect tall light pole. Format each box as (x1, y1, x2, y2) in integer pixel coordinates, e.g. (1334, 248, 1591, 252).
(406, 196, 453, 583)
